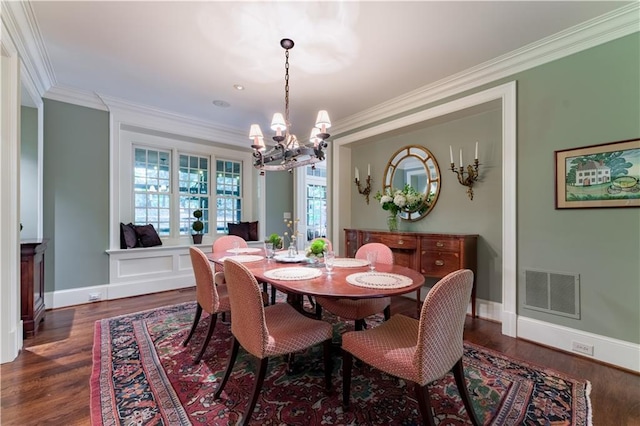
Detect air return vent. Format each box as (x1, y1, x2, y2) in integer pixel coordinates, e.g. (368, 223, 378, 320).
(524, 269, 580, 319)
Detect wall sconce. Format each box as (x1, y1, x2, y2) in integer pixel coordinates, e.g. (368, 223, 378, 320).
(354, 164, 372, 204)
(450, 143, 480, 200)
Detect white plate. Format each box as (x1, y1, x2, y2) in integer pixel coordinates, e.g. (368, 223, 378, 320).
(218, 255, 264, 263)
(227, 247, 262, 254)
(273, 254, 308, 263)
(346, 272, 413, 289)
(264, 267, 322, 281)
(332, 258, 369, 268)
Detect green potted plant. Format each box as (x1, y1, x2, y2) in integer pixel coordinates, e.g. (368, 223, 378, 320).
(266, 233, 283, 250)
(192, 209, 204, 244)
(306, 239, 326, 258)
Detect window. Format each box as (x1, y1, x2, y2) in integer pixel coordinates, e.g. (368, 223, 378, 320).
(179, 154, 210, 235)
(306, 184, 327, 240)
(216, 159, 242, 232)
(133, 147, 171, 235)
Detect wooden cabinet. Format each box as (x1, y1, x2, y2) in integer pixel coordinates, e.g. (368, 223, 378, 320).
(20, 239, 48, 338)
(344, 229, 478, 317)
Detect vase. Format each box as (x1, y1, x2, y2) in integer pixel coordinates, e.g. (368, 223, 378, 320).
(387, 215, 398, 232)
(287, 243, 297, 257)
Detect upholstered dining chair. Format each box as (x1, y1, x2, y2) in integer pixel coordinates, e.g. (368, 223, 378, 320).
(341, 269, 480, 426)
(315, 243, 393, 330)
(213, 234, 276, 304)
(182, 247, 232, 364)
(212, 235, 248, 282)
(214, 258, 333, 426)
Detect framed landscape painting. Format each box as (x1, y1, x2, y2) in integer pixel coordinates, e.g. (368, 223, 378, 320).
(555, 138, 640, 209)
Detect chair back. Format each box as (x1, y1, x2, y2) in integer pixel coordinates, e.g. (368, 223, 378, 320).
(223, 258, 268, 358)
(355, 243, 394, 265)
(414, 269, 473, 384)
(189, 247, 222, 313)
(311, 237, 333, 252)
(212, 235, 248, 272)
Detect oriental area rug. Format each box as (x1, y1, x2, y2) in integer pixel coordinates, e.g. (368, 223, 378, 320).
(90, 301, 592, 426)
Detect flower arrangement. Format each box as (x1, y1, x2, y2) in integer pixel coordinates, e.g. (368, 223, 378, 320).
(266, 233, 283, 249)
(373, 184, 426, 231)
(284, 218, 302, 253)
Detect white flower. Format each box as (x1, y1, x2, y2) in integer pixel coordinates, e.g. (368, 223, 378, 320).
(380, 195, 393, 204)
(394, 194, 407, 207)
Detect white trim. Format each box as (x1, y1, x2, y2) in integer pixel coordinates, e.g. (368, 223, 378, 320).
(44, 85, 107, 111)
(518, 317, 640, 373)
(332, 3, 639, 134)
(0, 25, 23, 363)
(333, 82, 517, 338)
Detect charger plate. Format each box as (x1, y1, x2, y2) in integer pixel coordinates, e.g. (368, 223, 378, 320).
(273, 254, 307, 263)
(332, 258, 369, 268)
(346, 272, 413, 289)
(226, 247, 262, 254)
(264, 267, 322, 281)
(218, 255, 264, 263)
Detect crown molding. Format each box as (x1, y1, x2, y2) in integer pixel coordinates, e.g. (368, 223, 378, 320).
(1, 1, 55, 98)
(332, 2, 640, 135)
(44, 85, 108, 111)
(99, 94, 246, 147)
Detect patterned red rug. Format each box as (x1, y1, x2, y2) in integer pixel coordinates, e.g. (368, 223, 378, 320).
(90, 301, 591, 425)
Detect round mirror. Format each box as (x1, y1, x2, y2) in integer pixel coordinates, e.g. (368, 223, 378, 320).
(382, 145, 441, 221)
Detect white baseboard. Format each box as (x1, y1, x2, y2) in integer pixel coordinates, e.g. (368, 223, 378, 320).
(45, 275, 194, 309)
(404, 288, 502, 322)
(518, 316, 640, 373)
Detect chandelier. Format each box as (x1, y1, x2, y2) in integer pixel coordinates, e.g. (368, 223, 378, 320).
(249, 38, 331, 174)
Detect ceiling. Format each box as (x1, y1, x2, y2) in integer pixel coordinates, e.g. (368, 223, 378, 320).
(25, 1, 630, 147)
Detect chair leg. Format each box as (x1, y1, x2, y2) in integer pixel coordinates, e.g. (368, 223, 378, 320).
(194, 312, 218, 364)
(383, 305, 391, 321)
(342, 350, 353, 408)
(453, 358, 481, 426)
(270, 286, 276, 305)
(323, 339, 332, 392)
(307, 295, 316, 308)
(355, 319, 366, 331)
(214, 337, 239, 399)
(182, 303, 202, 346)
(241, 357, 269, 426)
(414, 383, 437, 426)
(315, 302, 323, 320)
(286, 353, 295, 374)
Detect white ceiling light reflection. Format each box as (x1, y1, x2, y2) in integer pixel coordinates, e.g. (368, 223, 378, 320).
(197, 1, 359, 83)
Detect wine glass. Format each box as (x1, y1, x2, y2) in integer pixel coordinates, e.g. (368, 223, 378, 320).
(264, 242, 274, 259)
(324, 251, 335, 275)
(366, 251, 377, 271)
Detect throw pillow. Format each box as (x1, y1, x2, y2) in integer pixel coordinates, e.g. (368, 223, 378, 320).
(134, 224, 163, 247)
(241, 221, 259, 241)
(227, 222, 250, 241)
(120, 222, 139, 249)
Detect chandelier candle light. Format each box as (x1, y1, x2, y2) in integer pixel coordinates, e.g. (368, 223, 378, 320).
(250, 39, 331, 175)
(354, 164, 372, 204)
(450, 142, 481, 200)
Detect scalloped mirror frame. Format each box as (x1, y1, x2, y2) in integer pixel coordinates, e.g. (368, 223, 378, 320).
(383, 145, 441, 222)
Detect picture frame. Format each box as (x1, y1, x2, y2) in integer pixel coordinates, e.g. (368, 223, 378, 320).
(555, 138, 640, 209)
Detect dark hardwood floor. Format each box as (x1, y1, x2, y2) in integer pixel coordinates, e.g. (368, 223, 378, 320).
(1, 288, 638, 425)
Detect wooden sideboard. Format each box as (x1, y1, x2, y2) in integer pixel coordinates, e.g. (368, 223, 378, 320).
(345, 229, 478, 317)
(20, 239, 48, 338)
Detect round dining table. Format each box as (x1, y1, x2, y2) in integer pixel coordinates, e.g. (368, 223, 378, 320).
(207, 250, 425, 306)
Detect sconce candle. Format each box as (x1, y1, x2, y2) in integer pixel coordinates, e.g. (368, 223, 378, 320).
(450, 143, 481, 200)
(354, 165, 372, 204)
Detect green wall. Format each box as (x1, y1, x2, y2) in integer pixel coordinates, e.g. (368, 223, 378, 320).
(20, 106, 38, 239)
(350, 107, 503, 302)
(349, 33, 640, 343)
(513, 34, 639, 342)
(265, 171, 293, 239)
(43, 99, 110, 292)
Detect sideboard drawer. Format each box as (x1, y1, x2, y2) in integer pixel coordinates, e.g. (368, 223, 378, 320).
(420, 237, 459, 252)
(363, 233, 418, 249)
(420, 251, 461, 276)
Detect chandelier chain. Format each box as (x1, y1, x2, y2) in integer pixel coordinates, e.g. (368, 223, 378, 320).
(284, 49, 290, 130)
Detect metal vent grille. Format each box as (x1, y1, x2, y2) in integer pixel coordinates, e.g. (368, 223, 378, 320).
(524, 269, 580, 319)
